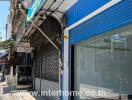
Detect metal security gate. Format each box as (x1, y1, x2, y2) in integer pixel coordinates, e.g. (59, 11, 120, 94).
(35, 42, 59, 100)
(41, 44, 59, 82)
(30, 16, 62, 100)
(35, 42, 59, 82)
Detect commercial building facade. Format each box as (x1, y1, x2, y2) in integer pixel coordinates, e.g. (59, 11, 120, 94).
(8, 0, 132, 100)
(9, 0, 77, 100)
(64, 0, 132, 100)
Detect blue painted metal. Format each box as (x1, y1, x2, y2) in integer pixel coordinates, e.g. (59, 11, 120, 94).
(27, 0, 45, 21)
(69, 0, 132, 45)
(66, 0, 110, 26)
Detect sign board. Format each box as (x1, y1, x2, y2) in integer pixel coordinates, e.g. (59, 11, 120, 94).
(27, 0, 45, 21)
(111, 34, 126, 43)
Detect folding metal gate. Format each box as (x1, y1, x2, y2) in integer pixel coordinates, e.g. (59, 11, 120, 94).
(35, 42, 59, 100)
(36, 42, 59, 82)
(30, 16, 62, 100)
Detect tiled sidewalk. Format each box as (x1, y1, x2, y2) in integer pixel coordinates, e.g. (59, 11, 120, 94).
(0, 82, 45, 100)
(2, 92, 36, 100)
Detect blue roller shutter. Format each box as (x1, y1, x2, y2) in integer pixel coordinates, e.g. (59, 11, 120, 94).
(69, 0, 132, 45)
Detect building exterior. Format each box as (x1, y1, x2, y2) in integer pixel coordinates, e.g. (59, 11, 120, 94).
(6, 15, 12, 40)
(9, 0, 77, 100)
(24, 1, 78, 100)
(7, 0, 33, 88)
(9, 0, 132, 100)
(64, 0, 132, 100)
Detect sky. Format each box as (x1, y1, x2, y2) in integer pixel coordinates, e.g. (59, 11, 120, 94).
(0, 1, 10, 41)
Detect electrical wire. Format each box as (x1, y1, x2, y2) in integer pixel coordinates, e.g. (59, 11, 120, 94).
(50, 0, 64, 14)
(39, 0, 65, 18)
(44, 0, 57, 12)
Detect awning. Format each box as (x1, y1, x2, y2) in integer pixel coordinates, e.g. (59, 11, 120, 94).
(0, 39, 14, 49)
(26, 0, 78, 21)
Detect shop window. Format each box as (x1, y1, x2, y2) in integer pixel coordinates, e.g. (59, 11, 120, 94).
(75, 25, 132, 99)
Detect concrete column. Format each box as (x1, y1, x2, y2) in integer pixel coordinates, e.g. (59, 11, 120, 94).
(10, 66, 13, 76)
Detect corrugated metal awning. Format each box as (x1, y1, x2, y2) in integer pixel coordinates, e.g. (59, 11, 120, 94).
(26, 0, 78, 21)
